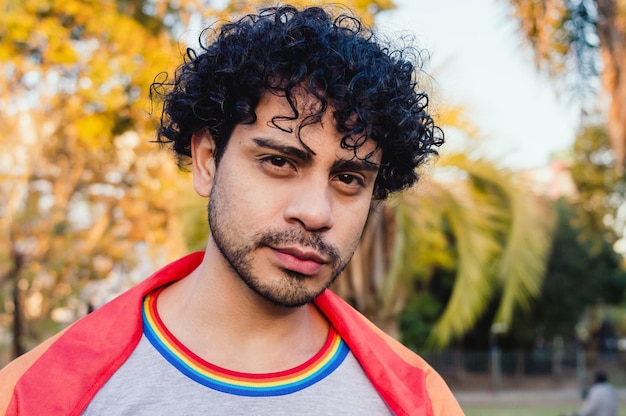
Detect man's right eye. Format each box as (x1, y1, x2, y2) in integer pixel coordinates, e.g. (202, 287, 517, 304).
(259, 155, 295, 175)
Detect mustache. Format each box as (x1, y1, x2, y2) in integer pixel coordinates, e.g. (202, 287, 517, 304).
(257, 230, 342, 266)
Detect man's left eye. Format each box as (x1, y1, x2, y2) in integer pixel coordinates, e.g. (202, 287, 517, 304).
(269, 156, 288, 167)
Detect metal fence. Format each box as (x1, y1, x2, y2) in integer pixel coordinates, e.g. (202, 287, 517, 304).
(3, 341, 626, 394)
(420, 348, 626, 393)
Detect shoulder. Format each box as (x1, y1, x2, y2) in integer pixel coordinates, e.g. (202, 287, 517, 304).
(374, 330, 463, 415)
(315, 290, 464, 415)
(0, 254, 200, 414)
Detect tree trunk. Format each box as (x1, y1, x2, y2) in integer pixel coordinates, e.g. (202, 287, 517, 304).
(3, 250, 26, 358)
(596, 0, 626, 167)
(12, 279, 25, 357)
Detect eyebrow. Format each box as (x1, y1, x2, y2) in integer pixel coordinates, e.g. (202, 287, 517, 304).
(252, 137, 380, 173)
(253, 138, 312, 163)
(332, 158, 380, 174)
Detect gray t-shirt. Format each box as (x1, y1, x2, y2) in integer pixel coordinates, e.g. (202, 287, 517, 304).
(83, 290, 391, 415)
(83, 336, 391, 415)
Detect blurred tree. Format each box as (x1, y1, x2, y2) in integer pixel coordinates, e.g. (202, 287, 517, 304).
(334, 132, 555, 348)
(501, 199, 626, 350)
(0, 0, 198, 358)
(431, 154, 554, 347)
(570, 124, 626, 244)
(504, 0, 626, 167)
(459, 125, 626, 351)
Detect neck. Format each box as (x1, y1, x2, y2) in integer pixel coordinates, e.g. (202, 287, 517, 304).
(157, 248, 329, 373)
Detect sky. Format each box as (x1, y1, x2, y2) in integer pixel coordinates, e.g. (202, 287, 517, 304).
(375, 0, 581, 170)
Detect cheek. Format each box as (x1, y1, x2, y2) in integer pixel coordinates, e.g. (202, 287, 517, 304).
(217, 165, 267, 207)
(337, 203, 371, 247)
(229, 182, 287, 225)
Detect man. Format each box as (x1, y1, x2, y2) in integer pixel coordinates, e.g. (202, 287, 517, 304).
(577, 370, 618, 416)
(0, 5, 463, 415)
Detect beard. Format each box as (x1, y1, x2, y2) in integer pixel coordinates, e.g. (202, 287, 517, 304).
(207, 195, 349, 308)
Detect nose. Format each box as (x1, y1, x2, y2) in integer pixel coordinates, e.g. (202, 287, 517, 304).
(284, 180, 334, 232)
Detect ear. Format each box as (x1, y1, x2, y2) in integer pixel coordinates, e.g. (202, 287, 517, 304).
(191, 129, 217, 197)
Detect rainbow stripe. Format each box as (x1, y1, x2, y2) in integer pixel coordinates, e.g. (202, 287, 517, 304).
(142, 288, 349, 396)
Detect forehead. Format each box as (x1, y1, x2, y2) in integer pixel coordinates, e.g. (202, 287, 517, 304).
(252, 89, 381, 162)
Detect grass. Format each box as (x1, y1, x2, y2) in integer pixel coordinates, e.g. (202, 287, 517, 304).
(462, 406, 626, 416)
(463, 407, 572, 416)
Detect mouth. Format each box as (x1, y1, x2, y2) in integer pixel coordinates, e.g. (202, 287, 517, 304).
(271, 246, 327, 276)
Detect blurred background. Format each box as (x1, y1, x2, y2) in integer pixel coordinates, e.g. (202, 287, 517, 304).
(1, 0, 626, 413)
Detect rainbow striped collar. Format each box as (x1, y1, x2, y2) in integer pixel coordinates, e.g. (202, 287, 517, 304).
(142, 288, 349, 396)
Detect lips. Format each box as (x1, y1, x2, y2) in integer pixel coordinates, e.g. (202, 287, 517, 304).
(271, 247, 327, 276)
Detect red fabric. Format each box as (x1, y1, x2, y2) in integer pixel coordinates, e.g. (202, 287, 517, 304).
(6, 252, 443, 415)
(316, 291, 434, 416)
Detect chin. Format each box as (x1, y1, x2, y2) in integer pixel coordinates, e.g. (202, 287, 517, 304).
(253, 277, 330, 308)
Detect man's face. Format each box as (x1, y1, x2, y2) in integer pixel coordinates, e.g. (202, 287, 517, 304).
(202, 91, 381, 308)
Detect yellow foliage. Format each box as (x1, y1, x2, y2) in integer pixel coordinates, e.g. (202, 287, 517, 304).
(209, 0, 394, 26)
(506, 0, 569, 75)
(75, 114, 111, 149)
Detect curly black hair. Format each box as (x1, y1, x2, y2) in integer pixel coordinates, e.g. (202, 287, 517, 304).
(151, 5, 443, 199)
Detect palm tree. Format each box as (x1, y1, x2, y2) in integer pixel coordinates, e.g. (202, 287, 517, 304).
(504, 0, 626, 167)
(333, 133, 555, 348)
